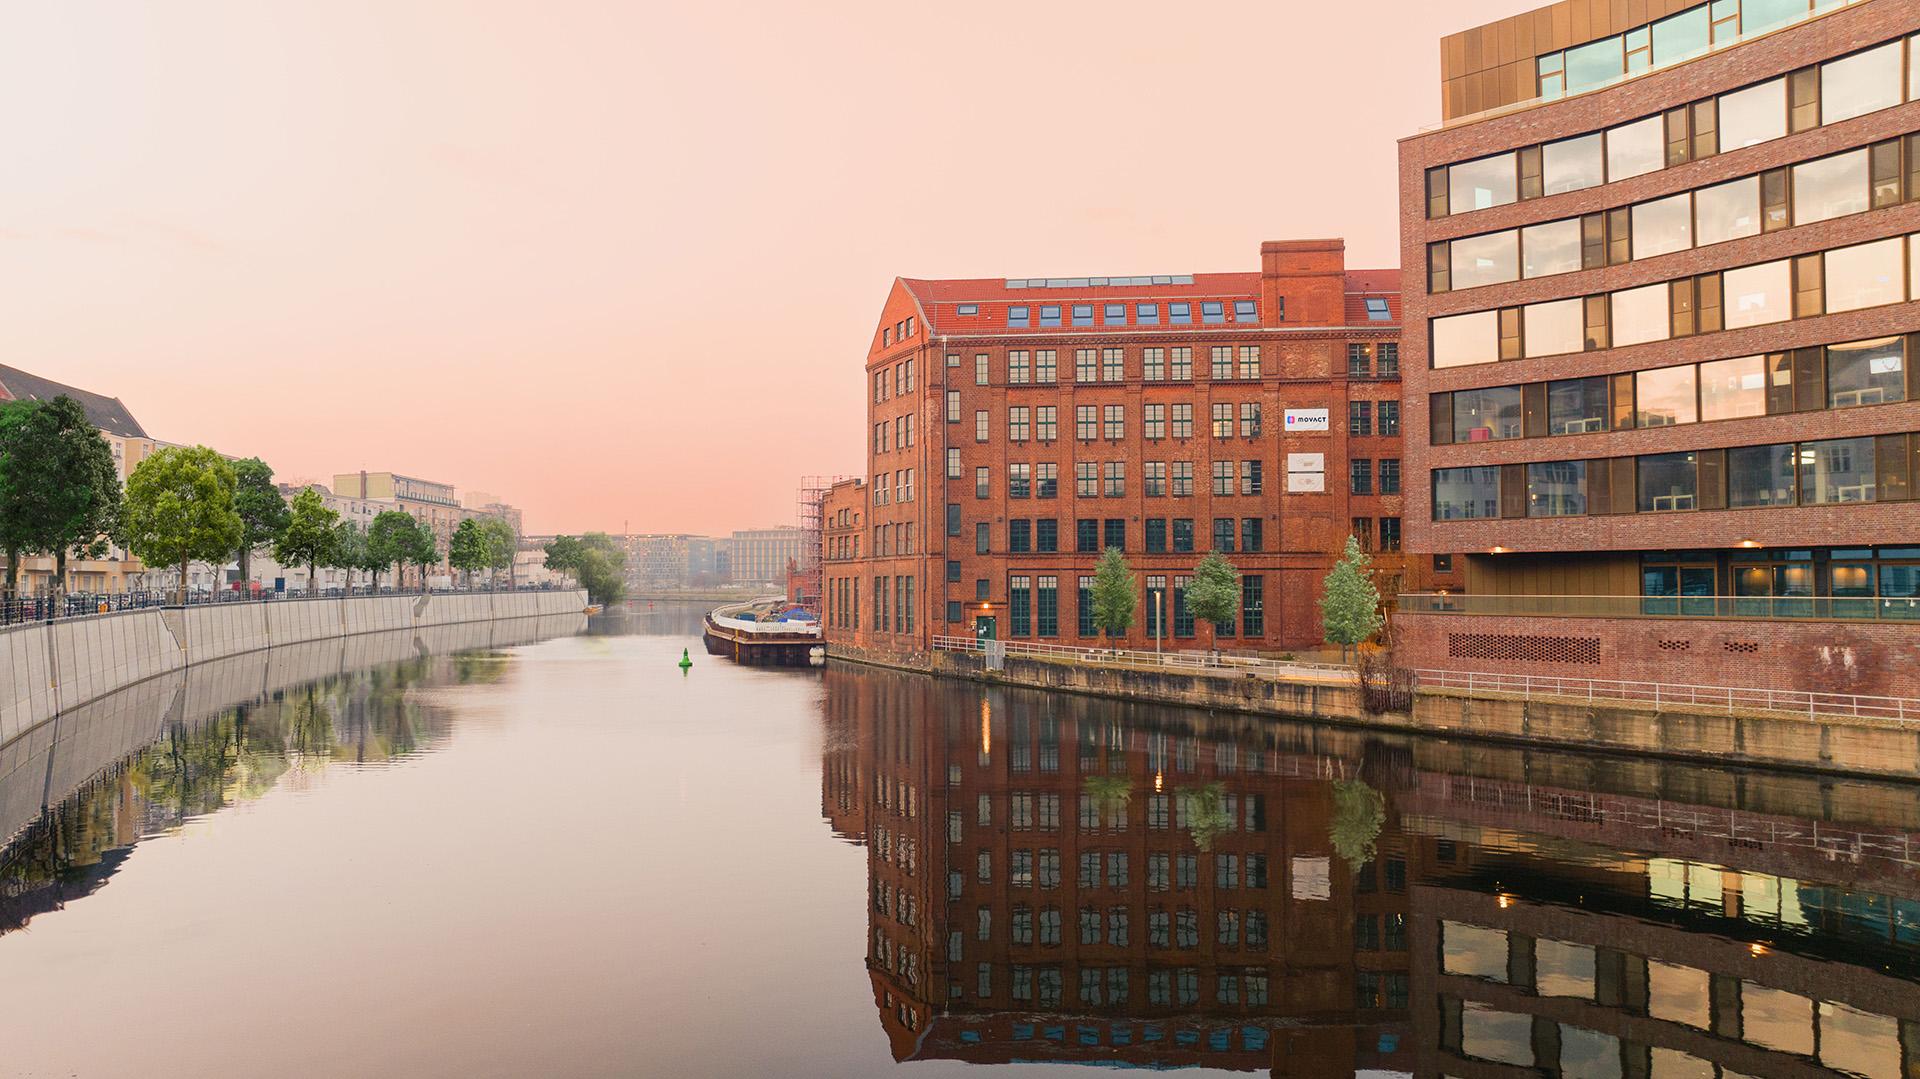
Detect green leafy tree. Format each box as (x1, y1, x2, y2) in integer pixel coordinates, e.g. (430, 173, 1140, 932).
(0, 397, 123, 601)
(1176, 782, 1231, 852)
(1320, 535, 1384, 662)
(481, 517, 518, 587)
(1187, 551, 1241, 654)
(367, 510, 417, 591)
(273, 488, 338, 595)
(543, 534, 584, 577)
(546, 533, 624, 604)
(327, 520, 368, 592)
(403, 518, 440, 588)
(1090, 547, 1136, 639)
(124, 445, 243, 605)
(448, 518, 489, 587)
(231, 458, 289, 589)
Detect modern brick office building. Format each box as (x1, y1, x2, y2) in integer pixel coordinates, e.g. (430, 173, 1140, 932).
(824, 240, 1457, 663)
(1398, 0, 1920, 696)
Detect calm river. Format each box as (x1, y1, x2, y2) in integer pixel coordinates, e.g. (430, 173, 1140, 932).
(1, 602, 1917, 1078)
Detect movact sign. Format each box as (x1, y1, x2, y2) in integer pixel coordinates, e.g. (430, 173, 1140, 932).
(1283, 408, 1329, 432)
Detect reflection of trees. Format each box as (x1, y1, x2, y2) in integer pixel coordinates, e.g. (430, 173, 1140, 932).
(1177, 782, 1231, 852)
(1083, 775, 1132, 824)
(453, 652, 509, 685)
(1329, 779, 1386, 868)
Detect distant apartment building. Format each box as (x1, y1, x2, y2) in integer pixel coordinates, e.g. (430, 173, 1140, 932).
(1398, 0, 1920, 696)
(333, 471, 466, 585)
(0, 365, 157, 593)
(731, 526, 804, 584)
(462, 490, 525, 536)
(824, 240, 1458, 661)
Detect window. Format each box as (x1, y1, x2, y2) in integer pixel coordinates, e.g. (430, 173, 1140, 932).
(1240, 402, 1261, 437)
(1450, 153, 1517, 214)
(1379, 518, 1400, 552)
(1076, 405, 1097, 441)
(1009, 463, 1031, 499)
(1800, 436, 1876, 503)
(1632, 192, 1692, 259)
(1636, 365, 1698, 427)
(1201, 301, 1225, 324)
(1527, 460, 1586, 516)
(1826, 237, 1904, 313)
(1234, 300, 1258, 323)
(1350, 400, 1373, 436)
(975, 354, 989, 386)
(1172, 520, 1194, 554)
(1103, 303, 1126, 326)
(1008, 350, 1030, 384)
(1136, 302, 1159, 326)
(957, 304, 977, 316)
(1103, 518, 1124, 550)
(1724, 259, 1792, 329)
(1213, 518, 1235, 553)
(1451, 230, 1518, 289)
(1035, 350, 1056, 382)
(1076, 462, 1098, 498)
(1145, 463, 1166, 498)
(1699, 355, 1768, 421)
(1171, 404, 1193, 439)
(1212, 402, 1233, 438)
(1350, 458, 1372, 495)
(1103, 405, 1123, 440)
(1348, 343, 1371, 378)
(1212, 460, 1233, 496)
(1169, 302, 1191, 325)
(1453, 385, 1523, 443)
(1795, 149, 1869, 226)
(1379, 459, 1400, 495)
(975, 410, 989, 443)
(1718, 77, 1787, 151)
(1432, 467, 1500, 520)
(1610, 282, 1670, 347)
(1827, 337, 1905, 408)
(1101, 348, 1123, 381)
(1822, 41, 1903, 125)
(1171, 462, 1193, 497)
(1523, 218, 1582, 278)
(947, 447, 962, 480)
(1542, 132, 1603, 194)
(1072, 304, 1092, 327)
(1432, 310, 1498, 368)
(1241, 518, 1263, 553)
(1104, 462, 1124, 498)
(1143, 348, 1165, 381)
(1729, 443, 1797, 507)
(1210, 346, 1232, 380)
(1036, 576, 1058, 635)
(1145, 518, 1167, 553)
(1638, 451, 1698, 512)
(1547, 376, 1609, 434)
(1036, 406, 1057, 441)
(1036, 463, 1057, 498)
(1008, 306, 1029, 328)
(1240, 460, 1262, 496)
(976, 466, 990, 499)
(1077, 518, 1099, 553)
(1235, 345, 1260, 378)
(1169, 348, 1192, 380)
(1607, 115, 1663, 181)
(1695, 175, 1760, 246)
(1039, 305, 1061, 328)
(1519, 298, 1583, 358)
(1144, 404, 1165, 440)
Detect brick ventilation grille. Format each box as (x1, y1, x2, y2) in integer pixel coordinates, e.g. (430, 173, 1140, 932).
(1447, 633, 1601, 665)
(1724, 641, 1761, 654)
(1657, 639, 1693, 651)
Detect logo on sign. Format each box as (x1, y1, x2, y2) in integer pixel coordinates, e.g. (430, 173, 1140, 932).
(1283, 408, 1329, 432)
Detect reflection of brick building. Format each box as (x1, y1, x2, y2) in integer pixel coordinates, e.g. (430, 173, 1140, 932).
(827, 665, 1421, 1074)
(829, 241, 1460, 663)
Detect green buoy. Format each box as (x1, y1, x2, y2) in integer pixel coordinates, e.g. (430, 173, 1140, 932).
(679, 648, 692, 673)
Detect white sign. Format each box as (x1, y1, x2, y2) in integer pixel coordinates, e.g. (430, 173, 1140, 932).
(1286, 452, 1324, 474)
(1283, 408, 1329, 432)
(1290, 856, 1331, 901)
(1287, 471, 1325, 493)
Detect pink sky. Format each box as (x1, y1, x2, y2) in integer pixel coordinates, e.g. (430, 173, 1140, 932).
(0, 0, 1533, 536)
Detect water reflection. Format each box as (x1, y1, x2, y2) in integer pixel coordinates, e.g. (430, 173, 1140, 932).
(0, 614, 581, 939)
(824, 665, 1920, 1077)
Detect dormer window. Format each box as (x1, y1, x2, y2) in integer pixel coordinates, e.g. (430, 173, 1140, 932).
(1039, 305, 1062, 328)
(1234, 300, 1258, 323)
(1008, 306, 1030, 328)
(958, 303, 978, 316)
(1365, 298, 1392, 321)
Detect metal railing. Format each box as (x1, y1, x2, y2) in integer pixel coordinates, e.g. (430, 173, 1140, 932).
(0, 581, 575, 628)
(1399, 592, 1920, 623)
(1413, 668, 1920, 723)
(931, 635, 1354, 681)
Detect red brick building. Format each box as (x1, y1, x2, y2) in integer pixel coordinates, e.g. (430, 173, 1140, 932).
(1398, 0, 1920, 696)
(824, 240, 1457, 663)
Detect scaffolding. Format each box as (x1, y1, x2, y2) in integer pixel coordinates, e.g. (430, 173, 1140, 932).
(793, 475, 848, 609)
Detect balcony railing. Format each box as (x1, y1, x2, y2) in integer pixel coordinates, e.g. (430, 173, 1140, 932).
(1398, 593, 1920, 623)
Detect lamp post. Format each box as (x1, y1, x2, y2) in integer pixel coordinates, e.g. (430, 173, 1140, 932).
(1154, 588, 1163, 656)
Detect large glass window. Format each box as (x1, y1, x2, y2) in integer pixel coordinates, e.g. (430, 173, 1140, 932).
(1522, 219, 1582, 278)
(1432, 467, 1501, 520)
(1548, 377, 1609, 434)
(1650, 6, 1709, 66)
(1523, 298, 1585, 358)
(1827, 336, 1906, 407)
(1638, 451, 1698, 512)
(1527, 460, 1587, 516)
(1451, 230, 1519, 288)
(1793, 149, 1869, 225)
(1565, 35, 1626, 95)
(1728, 443, 1796, 508)
(1611, 283, 1671, 347)
(1822, 41, 1903, 124)
(1744, 0, 1815, 36)
(1718, 77, 1787, 151)
(1542, 134, 1604, 195)
(1694, 176, 1760, 246)
(1799, 437, 1876, 504)
(1606, 116, 1664, 181)
(1432, 310, 1498, 368)
(1449, 154, 1516, 214)
(1453, 386, 1523, 443)
(1825, 237, 1904, 313)
(1635, 366, 1698, 427)
(1699, 355, 1767, 421)
(1723, 259, 1792, 329)
(1632, 192, 1693, 259)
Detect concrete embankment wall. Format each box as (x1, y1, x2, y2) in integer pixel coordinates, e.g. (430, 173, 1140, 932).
(832, 647, 1920, 782)
(0, 590, 587, 746)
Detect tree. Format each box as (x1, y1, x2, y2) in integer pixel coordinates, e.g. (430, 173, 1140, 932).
(1321, 534, 1384, 662)
(1187, 551, 1241, 655)
(481, 517, 518, 587)
(273, 488, 338, 596)
(543, 534, 584, 579)
(327, 520, 368, 592)
(1329, 779, 1386, 867)
(124, 445, 243, 605)
(0, 397, 123, 602)
(448, 518, 488, 587)
(402, 519, 440, 589)
(367, 510, 417, 591)
(231, 458, 289, 589)
(545, 533, 624, 605)
(1090, 547, 1136, 640)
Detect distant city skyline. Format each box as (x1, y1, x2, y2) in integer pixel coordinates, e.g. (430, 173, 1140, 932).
(0, 0, 1533, 536)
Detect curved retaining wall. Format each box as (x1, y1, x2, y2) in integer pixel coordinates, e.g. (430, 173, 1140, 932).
(0, 590, 587, 746)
